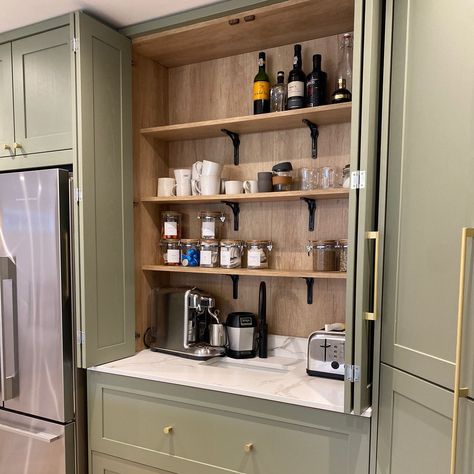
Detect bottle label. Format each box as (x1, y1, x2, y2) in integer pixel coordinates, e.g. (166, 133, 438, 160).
(247, 249, 261, 267)
(253, 81, 270, 101)
(167, 249, 180, 263)
(164, 222, 178, 237)
(202, 221, 216, 238)
(258, 58, 265, 67)
(200, 250, 212, 266)
(220, 249, 231, 267)
(293, 56, 298, 66)
(287, 81, 304, 98)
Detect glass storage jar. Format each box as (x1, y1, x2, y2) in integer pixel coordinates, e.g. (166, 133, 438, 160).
(161, 211, 182, 239)
(246, 240, 273, 269)
(180, 239, 200, 267)
(198, 211, 225, 239)
(336, 239, 348, 272)
(342, 164, 351, 188)
(199, 239, 219, 268)
(306, 240, 337, 271)
(220, 240, 244, 269)
(161, 239, 181, 266)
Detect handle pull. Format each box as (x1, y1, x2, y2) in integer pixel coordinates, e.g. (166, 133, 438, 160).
(1, 144, 11, 151)
(363, 231, 380, 321)
(244, 443, 254, 453)
(0, 257, 18, 402)
(450, 227, 474, 474)
(12, 143, 22, 150)
(163, 426, 173, 434)
(0, 422, 61, 443)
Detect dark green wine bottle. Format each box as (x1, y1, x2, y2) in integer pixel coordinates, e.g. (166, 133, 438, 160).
(253, 52, 270, 114)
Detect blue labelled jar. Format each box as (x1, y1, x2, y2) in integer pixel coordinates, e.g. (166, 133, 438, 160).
(180, 239, 200, 267)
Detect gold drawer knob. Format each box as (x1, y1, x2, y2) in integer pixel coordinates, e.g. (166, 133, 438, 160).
(244, 443, 254, 453)
(12, 143, 22, 150)
(163, 426, 173, 434)
(1, 144, 11, 150)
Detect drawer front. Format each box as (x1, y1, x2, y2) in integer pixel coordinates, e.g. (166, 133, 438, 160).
(92, 452, 175, 474)
(89, 372, 370, 474)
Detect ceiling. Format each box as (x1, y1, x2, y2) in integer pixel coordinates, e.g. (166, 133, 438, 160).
(0, 0, 221, 34)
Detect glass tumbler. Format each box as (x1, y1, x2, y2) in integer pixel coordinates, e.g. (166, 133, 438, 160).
(299, 168, 318, 190)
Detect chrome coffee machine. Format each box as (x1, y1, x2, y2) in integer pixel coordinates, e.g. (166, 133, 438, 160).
(148, 287, 226, 360)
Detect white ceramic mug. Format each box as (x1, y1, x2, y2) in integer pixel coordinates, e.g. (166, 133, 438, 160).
(192, 161, 203, 180)
(225, 180, 243, 195)
(176, 177, 192, 196)
(201, 160, 222, 177)
(157, 177, 176, 197)
(174, 168, 192, 182)
(196, 175, 221, 195)
(243, 180, 258, 194)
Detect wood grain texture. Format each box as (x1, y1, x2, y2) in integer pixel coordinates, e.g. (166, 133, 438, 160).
(141, 103, 351, 140)
(132, 0, 354, 67)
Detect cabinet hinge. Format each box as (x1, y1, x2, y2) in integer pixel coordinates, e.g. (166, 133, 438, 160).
(345, 365, 361, 382)
(350, 170, 366, 189)
(74, 188, 82, 203)
(77, 331, 85, 345)
(72, 37, 79, 53)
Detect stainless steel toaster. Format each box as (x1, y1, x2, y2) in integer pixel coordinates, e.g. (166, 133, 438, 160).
(306, 330, 345, 380)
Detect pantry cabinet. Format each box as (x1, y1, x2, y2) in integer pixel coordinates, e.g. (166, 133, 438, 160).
(0, 43, 14, 158)
(88, 371, 371, 474)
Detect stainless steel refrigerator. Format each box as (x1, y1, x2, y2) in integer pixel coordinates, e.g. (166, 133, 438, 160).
(0, 169, 85, 473)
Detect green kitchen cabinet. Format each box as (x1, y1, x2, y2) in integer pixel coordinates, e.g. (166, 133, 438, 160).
(88, 371, 371, 474)
(92, 452, 176, 474)
(0, 42, 14, 158)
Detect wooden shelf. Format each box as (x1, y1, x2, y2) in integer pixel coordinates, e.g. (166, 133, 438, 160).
(142, 188, 349, 205)
(140, 103, 351, 141)
(142, 265, 347, 280)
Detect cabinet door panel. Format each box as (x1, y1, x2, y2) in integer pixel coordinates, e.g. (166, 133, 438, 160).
(381, 0, 474, 390)
(75, 12, 134, 367)
(12, 26, 72, 155)
(0, 42, 14, 158)
(92, 452, 175, 474)
(377, 364, 453, 474)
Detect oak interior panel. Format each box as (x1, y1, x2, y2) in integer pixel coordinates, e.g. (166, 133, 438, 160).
(134, 25, 352, 344)
(132, 0, 354, 67)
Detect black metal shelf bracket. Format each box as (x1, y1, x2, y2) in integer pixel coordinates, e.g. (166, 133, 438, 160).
(229, 275, 240, 299)
(221, 129, 241, 166)
(302, 119, 319, 159)
(222, 201, 240, 231)
(303, 277, 314, 305)
(301, 197, 317, 231)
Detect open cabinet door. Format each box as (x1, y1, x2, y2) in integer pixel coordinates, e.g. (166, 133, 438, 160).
(74, 12, 135, 367)
(348, 0, 385, 415)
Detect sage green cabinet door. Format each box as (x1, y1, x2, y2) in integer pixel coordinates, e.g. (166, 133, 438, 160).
(75, 12, 134, 367)
(457, 398, 474, 473)
(0, 42, 14, 159)
(12, 26, 72, 155)
(377, 364, 453, 474)
(92, 452, 176, 474)
(381, 0, 474, 390)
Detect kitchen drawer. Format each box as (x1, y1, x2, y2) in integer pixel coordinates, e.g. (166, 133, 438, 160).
(89, 371, 370, 474)
(92, 452, 175, 474)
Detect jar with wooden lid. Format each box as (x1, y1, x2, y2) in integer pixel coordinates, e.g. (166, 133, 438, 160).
(199, 239, 219, 268)
(220, 240, 244, 269)
(246, 240, 273, 269)
(197, 210, 225, 239)
(161, 211, 182, 239)
(161, 239, 181, 266)
(180, 239, 200, 267)
(306, 240, 337, 271)
(336, 239, 348, 272)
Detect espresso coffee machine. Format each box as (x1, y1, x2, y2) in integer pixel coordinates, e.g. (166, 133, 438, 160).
(148, 287, 226, 360)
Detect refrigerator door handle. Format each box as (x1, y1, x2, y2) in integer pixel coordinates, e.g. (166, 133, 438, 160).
(0, 421, 61, 443)
(0, 256, 19, 401)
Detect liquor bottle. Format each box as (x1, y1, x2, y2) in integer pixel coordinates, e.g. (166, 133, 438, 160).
(270, 71, 287, 112)
(287, 44, 306, 109)
(306, 54, 327, 107)
(253, 52, 270, 114)
(331, 78, 352, 103)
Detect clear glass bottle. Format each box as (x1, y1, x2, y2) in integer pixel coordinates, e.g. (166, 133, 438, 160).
(199, 240, 219, 268)
(337, 32, 353, 92)
(270, 71, 287, 112)
(306, 240, 337, 272)
(161, 239, 181, 266)
(246, 240, 273, 269)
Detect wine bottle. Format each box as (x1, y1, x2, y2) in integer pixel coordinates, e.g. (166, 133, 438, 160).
(253, 52, 270, 114)
(287, 44, 305, 109)
(270, 71, 287, 112)
(306, 54, 327, 107)
(331, 78, 352, 103)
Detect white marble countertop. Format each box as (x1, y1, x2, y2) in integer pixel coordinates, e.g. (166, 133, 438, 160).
(91, 335, 352, 414)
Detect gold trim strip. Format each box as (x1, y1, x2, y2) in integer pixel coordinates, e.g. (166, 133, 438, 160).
(363, 231, 380, 321)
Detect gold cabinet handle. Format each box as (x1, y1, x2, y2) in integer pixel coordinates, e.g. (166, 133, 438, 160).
(244, 443, 253, 453)
(1, 144, 11, 151)
(363, 231, 380, 321)
(163, 426, 173, 434)
(12, 143, 22, 150)
(450, 227, 474, 474)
